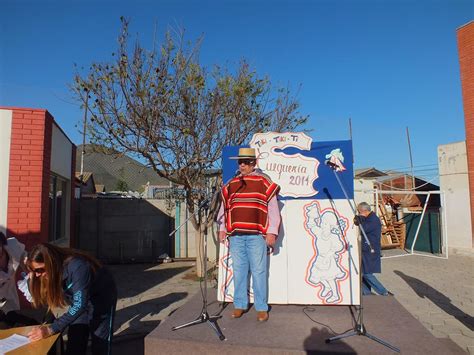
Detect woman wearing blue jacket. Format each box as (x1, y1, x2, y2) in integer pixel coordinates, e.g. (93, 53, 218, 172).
(26, 243, 117, 355)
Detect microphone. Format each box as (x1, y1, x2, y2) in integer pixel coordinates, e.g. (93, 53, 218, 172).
(224, 170, 241, 185)
(325, 160, 338, 169)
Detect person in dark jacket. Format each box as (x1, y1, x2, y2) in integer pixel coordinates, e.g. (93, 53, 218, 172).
(355, 202, 392, 296)
(26, 243, 117, 355)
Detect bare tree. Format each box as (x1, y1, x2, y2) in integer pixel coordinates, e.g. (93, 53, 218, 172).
(73, 17, 308, 276)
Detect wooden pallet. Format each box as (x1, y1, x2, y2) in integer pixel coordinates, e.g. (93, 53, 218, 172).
(378, 198, 405, 250)
(392, 220, 406, 249)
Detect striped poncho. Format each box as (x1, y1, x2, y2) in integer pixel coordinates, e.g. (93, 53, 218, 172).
(221, 174, 280, 236)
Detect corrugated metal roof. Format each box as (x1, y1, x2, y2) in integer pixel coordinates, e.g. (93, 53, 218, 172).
(354, 167, 387, 178)
(75, 145, 169, 192)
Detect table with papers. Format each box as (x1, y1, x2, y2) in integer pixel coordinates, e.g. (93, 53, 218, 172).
(0, 325, 59, 355)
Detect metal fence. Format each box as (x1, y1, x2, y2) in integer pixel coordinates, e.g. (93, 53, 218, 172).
(76, 198, 173, 263)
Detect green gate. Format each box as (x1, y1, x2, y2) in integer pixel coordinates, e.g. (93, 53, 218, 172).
(403, 211, 441, 254)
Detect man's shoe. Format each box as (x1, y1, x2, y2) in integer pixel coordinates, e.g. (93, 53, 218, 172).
(257, 311, 269, 322)
(231, 309, 245, 318)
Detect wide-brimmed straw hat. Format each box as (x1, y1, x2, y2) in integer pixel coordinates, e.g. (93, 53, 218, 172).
(229, 148, 257, 160)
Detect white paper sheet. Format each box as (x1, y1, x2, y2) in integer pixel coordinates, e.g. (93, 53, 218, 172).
(0, 334, 30, 354)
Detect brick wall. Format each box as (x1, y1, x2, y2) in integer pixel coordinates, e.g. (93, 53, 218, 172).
(6, 108, 53, 249)
(457, 21, 474, 247)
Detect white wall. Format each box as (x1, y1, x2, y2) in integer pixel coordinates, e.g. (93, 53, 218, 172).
(438, 141, 472, 249)
(50, 123, 73, 242)
(354, 179, 376, 210)
(50, 123, 72, 179)
(178, 202, 201, 260)
(0, 110, 12, 234)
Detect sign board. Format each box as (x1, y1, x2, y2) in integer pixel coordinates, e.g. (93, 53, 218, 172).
(217, 132, 360, 305)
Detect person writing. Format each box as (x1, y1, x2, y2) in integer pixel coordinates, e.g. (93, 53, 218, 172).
(217, 148, 281, 322)
(26, 243, 117, 355)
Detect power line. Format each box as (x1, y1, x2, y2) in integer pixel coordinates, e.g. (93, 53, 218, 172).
(377, 163, 438, 171)
(387, 168, 439, 174)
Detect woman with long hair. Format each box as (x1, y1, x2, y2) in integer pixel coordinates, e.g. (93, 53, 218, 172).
(26, 243, 117, 355)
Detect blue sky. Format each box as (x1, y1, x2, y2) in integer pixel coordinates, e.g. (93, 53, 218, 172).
(1, 0, 472, 179)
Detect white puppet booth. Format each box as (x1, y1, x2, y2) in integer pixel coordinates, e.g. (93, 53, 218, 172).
(217, 132, 361, 306)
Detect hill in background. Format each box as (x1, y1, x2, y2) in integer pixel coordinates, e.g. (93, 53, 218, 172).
(75, 144, 169, 192)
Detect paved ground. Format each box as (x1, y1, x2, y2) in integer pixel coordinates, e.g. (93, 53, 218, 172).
(379, 249, 474, 354)
(110, 262, 201, 338)
(107, 249, 473, 354)
(107, 261, 201, 355)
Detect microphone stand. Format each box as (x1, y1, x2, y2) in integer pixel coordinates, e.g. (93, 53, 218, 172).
(324, 162, 400, 353)
(170, 191, 226, 341)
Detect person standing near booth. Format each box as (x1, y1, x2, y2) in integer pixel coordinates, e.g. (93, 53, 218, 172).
(217, 148, 281, 322)
(355, 202, 393, 296)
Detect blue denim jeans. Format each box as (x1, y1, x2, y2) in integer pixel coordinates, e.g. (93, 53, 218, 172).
(362, 273, 388, 295)
(229, 234, 268, 311)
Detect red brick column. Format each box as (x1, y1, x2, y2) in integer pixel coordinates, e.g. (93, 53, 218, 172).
(457, 21, 474, 247)
(6, 108, 52, 250)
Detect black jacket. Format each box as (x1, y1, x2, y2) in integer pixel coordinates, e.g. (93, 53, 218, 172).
(51, 257, 116, 334)
(358, 212, 382, 274)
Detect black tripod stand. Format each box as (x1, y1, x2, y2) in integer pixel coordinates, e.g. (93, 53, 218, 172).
(170, 196, 226, 341)
(324, 162, 399, 353)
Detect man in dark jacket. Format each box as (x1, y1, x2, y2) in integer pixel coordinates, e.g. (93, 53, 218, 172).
(355, 202, 392, 296)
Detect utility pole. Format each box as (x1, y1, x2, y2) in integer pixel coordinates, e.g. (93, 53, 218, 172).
(80, 95, 89, 181)
(349, 117, 354, 165)
(406, 126, 415, 189)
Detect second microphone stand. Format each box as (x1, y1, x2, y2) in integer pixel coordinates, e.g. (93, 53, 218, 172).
(170, 193, 226, 341)
(325, 164, 399, 353)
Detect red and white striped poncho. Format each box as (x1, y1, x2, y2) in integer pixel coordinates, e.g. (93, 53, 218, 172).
(221, 174, 280, 236)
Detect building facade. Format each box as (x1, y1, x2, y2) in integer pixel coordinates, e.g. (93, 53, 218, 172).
(457, 21, 474, 248)
(438, 141, 472, 249)
(0, 107, 76, 249)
